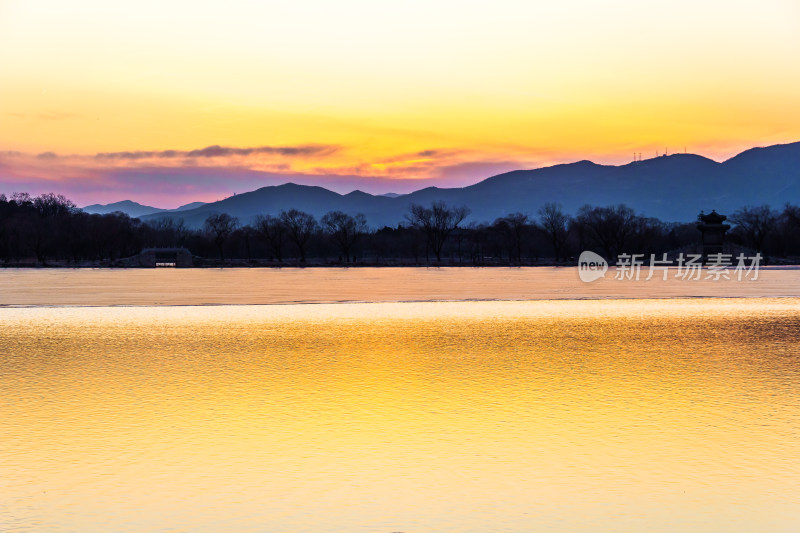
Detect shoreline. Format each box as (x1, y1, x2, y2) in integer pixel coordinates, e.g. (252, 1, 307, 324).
(3, 263, 800, 270)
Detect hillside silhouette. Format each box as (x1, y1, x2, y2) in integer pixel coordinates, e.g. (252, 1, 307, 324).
(80, 141, 800, 228)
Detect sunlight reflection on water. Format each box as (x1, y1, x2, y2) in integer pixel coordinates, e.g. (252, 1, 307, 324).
(2, 299, 800, 532)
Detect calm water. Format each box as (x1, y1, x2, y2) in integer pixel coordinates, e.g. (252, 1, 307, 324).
(2, 266, 800, 306)
(2, 298, 800, 532)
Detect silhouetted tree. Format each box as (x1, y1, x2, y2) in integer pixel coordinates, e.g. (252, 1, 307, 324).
(26, 193, 76, 262)
(254, 214, 286, 262)
(406, 201, 470, 262)
(236, 225, 256, 262)
(492, 213, 528, 263)
(574, 204, 640, 259)
(778, 204, 800, 257)
(10, 192, 32, 206)
(33, 193, 76, 217)
(87, 212, 141, 261)
(783, 204, 800, 229)
(145, 217, 189, 248)
(6, 188, 800, 265)
(204, 213, 239, 264)
(538, 203, 570, 262)
(280, 209, 317, 262)
(322, 210, 367, 262)
(730, 205, 778, 254)
(624, 216, 666, 257)
(466, 221, 489, 264)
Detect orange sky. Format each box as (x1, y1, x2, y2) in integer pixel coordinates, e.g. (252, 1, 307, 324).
(1, 0, 799, 206)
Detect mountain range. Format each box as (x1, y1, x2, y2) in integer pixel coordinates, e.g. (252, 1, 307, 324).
(83, 200, 207, 218)
(82, 141, 800, 228)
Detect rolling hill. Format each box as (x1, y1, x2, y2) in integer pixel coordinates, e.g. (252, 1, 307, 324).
(83, 200, 207, 218)
(124, 141, 799, 228)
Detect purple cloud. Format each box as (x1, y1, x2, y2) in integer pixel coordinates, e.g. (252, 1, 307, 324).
(94, 144, 340, 160)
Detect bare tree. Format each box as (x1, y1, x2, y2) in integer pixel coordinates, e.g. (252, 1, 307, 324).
(236, 225, 255, 262)
(466, 221, 488, 264)
(280, 208, 317, 262)
(204, 213, 239, 264)
(628, 216, 667, 257)
(10, 192, 32, 206)
(730, 205, 778, 254)
(492, 213, 528, 263)
(574, 204, 638, 259)
(406, 201, 470, 262)
(33, 193, 76, 217)
(254, 214, 285, 262)
(321, 211, 367, 263)
(781, 203, 800, 229)
(27, 193, 78, 263)
(146, 217, 188, 248)
(538, 203, 571, 262)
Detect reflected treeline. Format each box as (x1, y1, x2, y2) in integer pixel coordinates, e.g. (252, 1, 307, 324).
(2, 192, 800, 265)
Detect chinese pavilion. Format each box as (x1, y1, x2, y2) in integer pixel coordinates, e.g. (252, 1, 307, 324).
(696, 210, 731, 260)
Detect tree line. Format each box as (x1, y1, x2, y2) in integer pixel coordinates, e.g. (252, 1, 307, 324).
(1, 192, 800, 266)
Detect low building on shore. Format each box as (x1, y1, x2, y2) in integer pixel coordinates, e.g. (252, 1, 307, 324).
(131, 248, 193, 267)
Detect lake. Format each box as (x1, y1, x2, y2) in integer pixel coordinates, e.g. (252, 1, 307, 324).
(2, 269, 800, 531)
(1, 266, 800, 306)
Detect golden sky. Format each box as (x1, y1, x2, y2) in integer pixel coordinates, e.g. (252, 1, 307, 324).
(1, 0, 799, 205)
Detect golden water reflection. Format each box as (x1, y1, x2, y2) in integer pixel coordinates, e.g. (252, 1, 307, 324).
(2, 299, 800, 532)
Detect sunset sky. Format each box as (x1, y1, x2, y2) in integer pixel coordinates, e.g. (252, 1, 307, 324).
(1, 0, 799, 206)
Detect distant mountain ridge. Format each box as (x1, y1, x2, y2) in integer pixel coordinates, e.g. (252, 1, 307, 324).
(82, 200, 162, 218)
(83, 200, 207, 217)
(91, 141, 798, 228)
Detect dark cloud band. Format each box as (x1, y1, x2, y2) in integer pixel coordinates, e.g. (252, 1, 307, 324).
(94, 144, 339, 160)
